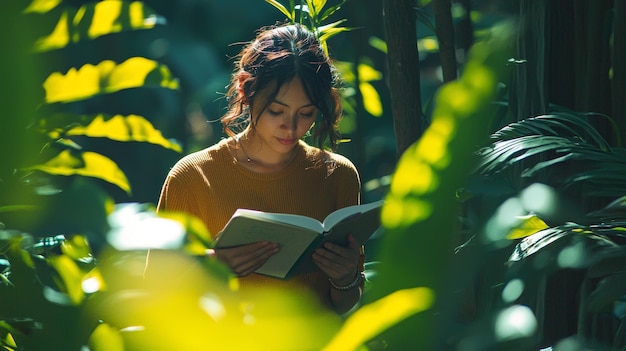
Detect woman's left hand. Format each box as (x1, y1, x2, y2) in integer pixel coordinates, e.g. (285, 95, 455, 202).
(312, 233, 361, 286)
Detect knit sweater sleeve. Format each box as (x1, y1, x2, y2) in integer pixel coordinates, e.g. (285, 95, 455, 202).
(156, 154, 204, 222)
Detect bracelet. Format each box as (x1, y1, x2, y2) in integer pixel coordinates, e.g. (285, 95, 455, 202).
(329, 272, 364, 290)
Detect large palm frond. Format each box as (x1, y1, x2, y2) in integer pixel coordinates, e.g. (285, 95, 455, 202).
(475, 111, 626, 199)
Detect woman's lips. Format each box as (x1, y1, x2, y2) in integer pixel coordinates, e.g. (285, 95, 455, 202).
(277, 138, 296, 145)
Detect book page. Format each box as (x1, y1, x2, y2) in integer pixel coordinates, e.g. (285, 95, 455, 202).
(215, 215, 320, 278)
(233, 209, 324, 233)
(322, 200, 385, 230)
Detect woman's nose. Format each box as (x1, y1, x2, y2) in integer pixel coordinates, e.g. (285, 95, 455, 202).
(281, 114, 297, 130)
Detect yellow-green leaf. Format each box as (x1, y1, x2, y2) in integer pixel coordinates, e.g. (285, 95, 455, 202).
(44, 57, 179, 103)
(1, 330, 17, 349)
(88, 323, 124, 351)
(66, 114, 182, 152)
(368, 36, 387, 54)
(34, 1, 158, 52)
(506, 214, 550, 240)
(25, 150, 131, 194)
(317, 21, 350, 44)
(322, 287, 435, 351)
(357, 63, 382, 82)
(61, 235, 92, 260)
(264, 0, 294, 21)
(34, 10, 71, 50)
(359, 82, 383, 117)
(47, 255, 84, 305)
(308, 0, 328, 17)
(24, 0, 62, 13)
(418, 36, 439, 53)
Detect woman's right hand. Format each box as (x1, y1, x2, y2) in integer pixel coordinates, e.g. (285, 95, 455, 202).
(207, 242, 279, 277)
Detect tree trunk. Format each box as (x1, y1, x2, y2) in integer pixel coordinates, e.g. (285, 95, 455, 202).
(510, 0, 548, 121)
(433, 0, 457, 82)
(613, 0, 626, 146)
(383, 0, 423, 157)
(455, 0, 474, 61)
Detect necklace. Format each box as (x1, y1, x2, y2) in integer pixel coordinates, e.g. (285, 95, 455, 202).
(237, 135, 252, 162)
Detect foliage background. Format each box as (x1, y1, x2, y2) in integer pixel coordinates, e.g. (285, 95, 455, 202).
(2, 0, 625, 350)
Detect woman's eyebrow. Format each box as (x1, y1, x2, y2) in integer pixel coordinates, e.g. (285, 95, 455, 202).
(272, 99, 315, 108)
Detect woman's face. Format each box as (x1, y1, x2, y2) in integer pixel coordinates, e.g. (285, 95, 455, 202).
(249, 76, 317, 158)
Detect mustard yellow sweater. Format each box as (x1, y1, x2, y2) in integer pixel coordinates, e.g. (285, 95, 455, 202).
(157, 138, 362, 309)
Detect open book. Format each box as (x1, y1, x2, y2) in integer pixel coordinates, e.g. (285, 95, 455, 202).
(214, 200, 384, 279)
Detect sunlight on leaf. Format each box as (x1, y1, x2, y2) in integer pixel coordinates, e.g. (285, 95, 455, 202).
(34, 1, 158, 52)
(25, 150, 131, 194)
(369, 36, 387, 54)
(0, 324, 18, 349)
(24, 0, 62, 13)
(82, 268, 106, 294)
(265, 0, 294, 21)
(381, 197, 432, 229)
(359, 82, 383, 117)
(415, 114, 455, 169)
(357, 63, 382, 82)
(44, 62, 105, 103)
(317, 21, 350, 44)
(44, 57, 178, 103)
(418, 37, 439, 53)
(47, 255, 85, 305)
(90, 1, 156, 38)
(109, 57, 179, 92)
(92, 250, 340, 350)
(61, 234, 92, 259)
(65, 114, 182, 152)
(311, 0, 328, 13)
(390, 157, 437, 197)
(88, 323, 124, 351)
(322, 287, 435, 351)
(506, 214, 549, 240)
(34, 11, 71, 50)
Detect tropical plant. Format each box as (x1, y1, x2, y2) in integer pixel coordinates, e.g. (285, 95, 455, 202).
(468, 110, 626, 349)
(265, 0, 384, 143)
(0, 1, 199, 349)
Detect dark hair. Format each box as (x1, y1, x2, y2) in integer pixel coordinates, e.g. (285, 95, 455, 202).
(221, 23, 343, 151)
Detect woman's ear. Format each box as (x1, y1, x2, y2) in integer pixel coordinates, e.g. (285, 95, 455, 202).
(237, 71, 251, 105)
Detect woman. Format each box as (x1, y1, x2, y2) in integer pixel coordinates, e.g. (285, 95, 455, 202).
(157, 23, 364, 314)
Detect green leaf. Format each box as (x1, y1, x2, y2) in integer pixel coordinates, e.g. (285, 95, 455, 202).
(322, 287, 434, 351)
(25, 150, 131, 194)
(317, 19, 349, 39)
(506, 214, 550, 239)
(88, 323, 124, 351)
(359, 82, 383, 117)
(305, 0, 319, 18)
(61, 235, 92, 260)
(24, 0, 62, 13)
(64, 114, 182, 152)
(34, 1, 160, 52)
(357, 63, 382, 82)
(319, 1, 346, 22)
(368, 36, 387, 54)
(265, 0, 295, 21)
(43, 57, 179, 103)
(47, 255, 84, 305)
